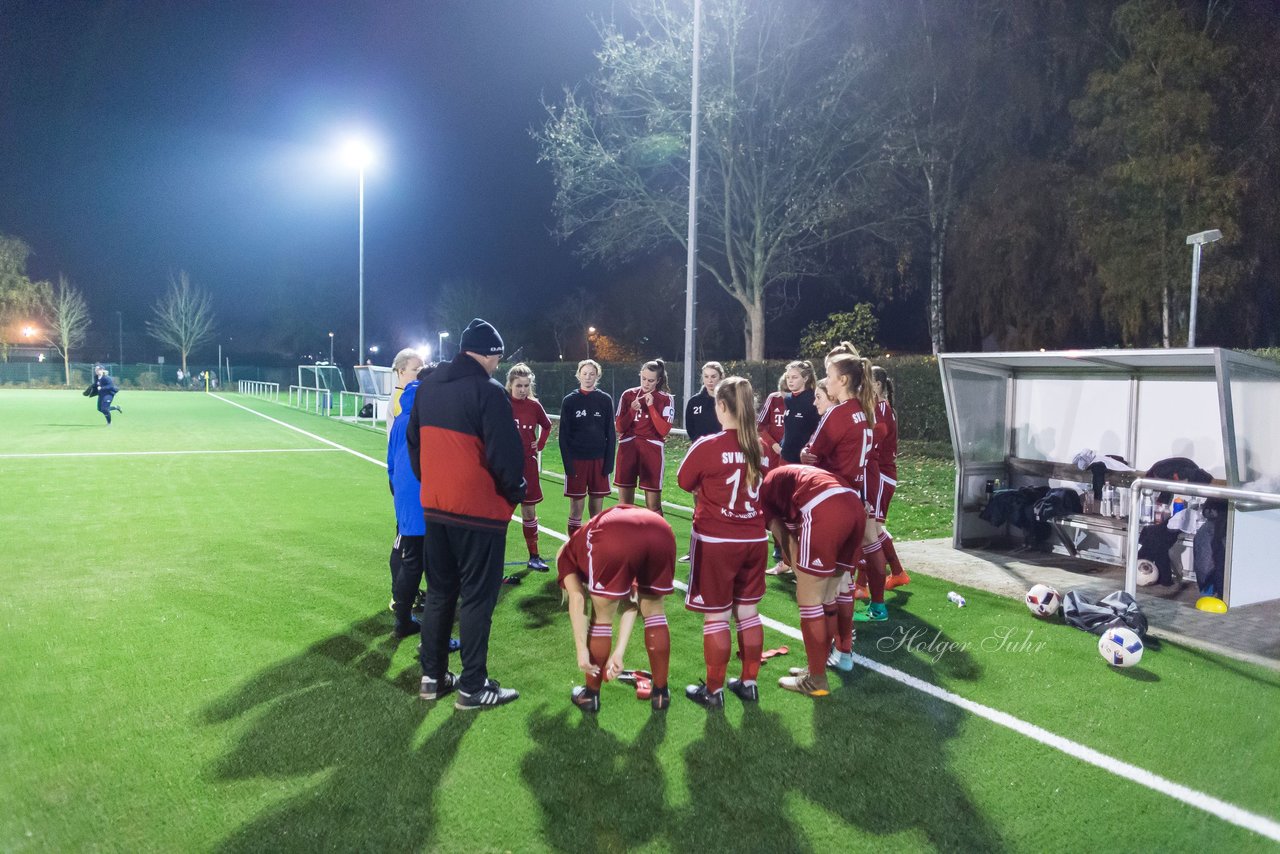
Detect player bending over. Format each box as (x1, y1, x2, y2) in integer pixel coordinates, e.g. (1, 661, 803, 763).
(556, 505, 676, 712)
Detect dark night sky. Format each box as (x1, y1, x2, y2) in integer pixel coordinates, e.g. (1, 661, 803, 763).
(0, 0, 627, 362)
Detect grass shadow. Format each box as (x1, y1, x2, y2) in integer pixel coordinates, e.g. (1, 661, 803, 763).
(202, 613, 472, 852)
(520, 705, 671, 851)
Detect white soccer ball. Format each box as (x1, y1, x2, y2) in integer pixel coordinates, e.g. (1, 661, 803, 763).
(1136, 559, 1159, 587)
(1025, 584, 1061, 618)
(1098, 627, 1144, 668)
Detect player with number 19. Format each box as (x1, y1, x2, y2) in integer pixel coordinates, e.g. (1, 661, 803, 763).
(676, 376, 771, 708)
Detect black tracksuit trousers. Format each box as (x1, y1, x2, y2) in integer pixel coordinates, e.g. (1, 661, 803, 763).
(420, 520, 506, 694)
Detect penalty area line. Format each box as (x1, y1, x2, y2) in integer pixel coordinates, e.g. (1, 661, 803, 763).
(233, 409, 1280, 845)
(208, 394, 387, 468)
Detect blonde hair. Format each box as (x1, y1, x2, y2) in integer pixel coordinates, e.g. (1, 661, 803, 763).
(505, 362, 536, 397)
(784, 360, 817, 392)
(576, 359, 602, 378)
(392, 348, 422, 374)
(701, 361, 725, 378)
(826, 341, 860, 364)
(716, 376, 763, 487)
(826, 354, 876, 425)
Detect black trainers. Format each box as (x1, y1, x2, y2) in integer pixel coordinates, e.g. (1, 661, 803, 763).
(419, 671, 457, 701)
(570, 686, 600, 712)
(392, 620, 421, 639)
(650, 686, 671, 711)
(685, 682, 724, 709)
(527, 556, 549, 572)
(727, 678, 759, 703)
(454, 679, 519, 711)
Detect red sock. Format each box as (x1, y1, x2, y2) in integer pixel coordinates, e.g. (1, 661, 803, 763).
(702, 620, 731, 692)
(799, 604, 828, 678)
(736, 615, 763, 681)
(522, 519, 539, 558)
(643, 614, 670, 689)
(587, 623, 612, 692)
(823, 604, 838, 649)
(882, 534, 905, 575)
(567, 515, 582, 539)
(864, 541, 887, 604)
(835, 593, 854, 653)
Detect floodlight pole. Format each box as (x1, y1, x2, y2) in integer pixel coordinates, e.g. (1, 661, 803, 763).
(328, 331, 334, 364)
(681, 0, 702, 417)
(357, 165, 366, 364)
(438, 330, 449, 361)
(115, 311, 123, 367)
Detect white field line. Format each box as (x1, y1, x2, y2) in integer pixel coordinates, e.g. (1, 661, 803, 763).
(210, 394, 387, 468)
(223, 396, 1280, 844)
(0, 448, 342, 459)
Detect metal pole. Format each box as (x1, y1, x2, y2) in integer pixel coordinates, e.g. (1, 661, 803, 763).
(358, 167, 366, 363)
(116, 311, 123, 366)
(681, 0, 702, 418)
(1188, 242, 1203, 347)
(218, 344, 223, 387)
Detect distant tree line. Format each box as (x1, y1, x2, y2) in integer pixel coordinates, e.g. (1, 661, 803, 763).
(536, 0, 1280, 357)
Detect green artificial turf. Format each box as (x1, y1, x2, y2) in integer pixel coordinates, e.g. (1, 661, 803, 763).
(1, 389, 1278, 852)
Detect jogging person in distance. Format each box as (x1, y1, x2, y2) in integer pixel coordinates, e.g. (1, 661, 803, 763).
(557, 504, 676, 712)
(84, 365, 122, 425)
(408, 318, 526, 711)
(558, 359, 616, 539)
(614, 358, 675, 514)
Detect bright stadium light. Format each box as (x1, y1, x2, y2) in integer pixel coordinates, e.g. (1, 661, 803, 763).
(415, 343, 432, 362)
(338, 133, 380, 364)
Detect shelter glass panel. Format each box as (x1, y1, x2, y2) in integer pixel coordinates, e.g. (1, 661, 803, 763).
(1133, 377, 1224, 477)
(950, 367, 1007, 463)
(1012, 376, 1130, 463)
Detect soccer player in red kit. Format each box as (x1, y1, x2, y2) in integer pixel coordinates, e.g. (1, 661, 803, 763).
(507, 364, 553, 571)
(677, 376, 771, 708)
(805, 354, 892, 628)
(870, 365, 909, 589)
(556, 505, 676, 712)
(759, 464, 866, 697)
(757, 373, 787, 467)
(614, 359, 675, 514)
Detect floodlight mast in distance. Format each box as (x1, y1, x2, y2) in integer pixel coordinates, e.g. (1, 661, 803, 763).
(341, 136, 378, 363)
(1185, 229, 1223, 347)
(438, 331, 449, 361)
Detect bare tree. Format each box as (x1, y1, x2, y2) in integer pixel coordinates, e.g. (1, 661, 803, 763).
(147, 271, 216, 374)
(537, 0, 894, 359)
(42, 274, 91, 385)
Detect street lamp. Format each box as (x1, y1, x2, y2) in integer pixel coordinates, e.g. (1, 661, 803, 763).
(369, 345, 379, 364)
(1186, 228, 1223, 348)
(328, 332, 334, 364)
(587, 326, 596, 359)
(438, 330, 449, 361)
(342, 136, 377, 362)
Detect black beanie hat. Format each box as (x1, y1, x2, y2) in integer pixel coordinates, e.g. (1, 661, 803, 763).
(459, 318, 504, 356)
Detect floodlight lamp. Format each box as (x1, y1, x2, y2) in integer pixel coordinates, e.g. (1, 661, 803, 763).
(415, 344, 431, 361)
(22, 325, 36, 338)
(1186, 229, 1223, 246)
(439, 331, 449, 339)
(342, 137, 378, 170)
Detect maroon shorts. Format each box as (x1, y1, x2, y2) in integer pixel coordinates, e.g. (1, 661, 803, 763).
(614, 438, 665, 492)
(684, 534, 768, 613)
(522, 455, 543, 505)
(868, 472, 896, 522)
(557, 507, 676, 599)
(564, 457, 612, 498)
(794, 488, 866, 577)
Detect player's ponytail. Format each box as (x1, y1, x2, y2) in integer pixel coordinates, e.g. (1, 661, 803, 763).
(644, 358, 670, 393)
(716, 376, 763, 487)
(827, 354, 876, 426)
(872, 365, 894, 409)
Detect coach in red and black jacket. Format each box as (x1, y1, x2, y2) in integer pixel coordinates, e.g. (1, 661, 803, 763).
(407, 318, 526, 709)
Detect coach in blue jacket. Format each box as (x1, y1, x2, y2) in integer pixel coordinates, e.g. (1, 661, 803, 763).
(408, 318, 526, 710)
(387, 374, 427, 638)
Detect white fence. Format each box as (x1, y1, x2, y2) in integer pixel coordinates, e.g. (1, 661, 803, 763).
(237, 380, 280, 402)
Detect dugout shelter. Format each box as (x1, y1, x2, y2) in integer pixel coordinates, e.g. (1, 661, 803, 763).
(938, 348, 1280, 608)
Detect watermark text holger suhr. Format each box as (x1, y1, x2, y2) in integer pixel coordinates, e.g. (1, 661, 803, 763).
(876, 626, 1047, 663)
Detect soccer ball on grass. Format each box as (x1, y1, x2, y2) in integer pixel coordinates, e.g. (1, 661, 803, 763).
(1024, 584, 1061, 618)
(1098, 627, 1144, 667)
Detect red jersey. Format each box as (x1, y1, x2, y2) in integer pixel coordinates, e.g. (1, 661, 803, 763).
(804, 400, 873, 489)
(676, 429, 771, 541)
(873, 399, 898, 477)
(757, 392, 787, 446)
(509, 396, 552, 457)
(615, 387, 675, 443)
(758, 465, 857, 530)
(556, 505, 677, 598)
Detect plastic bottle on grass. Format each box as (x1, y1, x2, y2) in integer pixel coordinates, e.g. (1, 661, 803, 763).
(947, 591, 966, 608)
